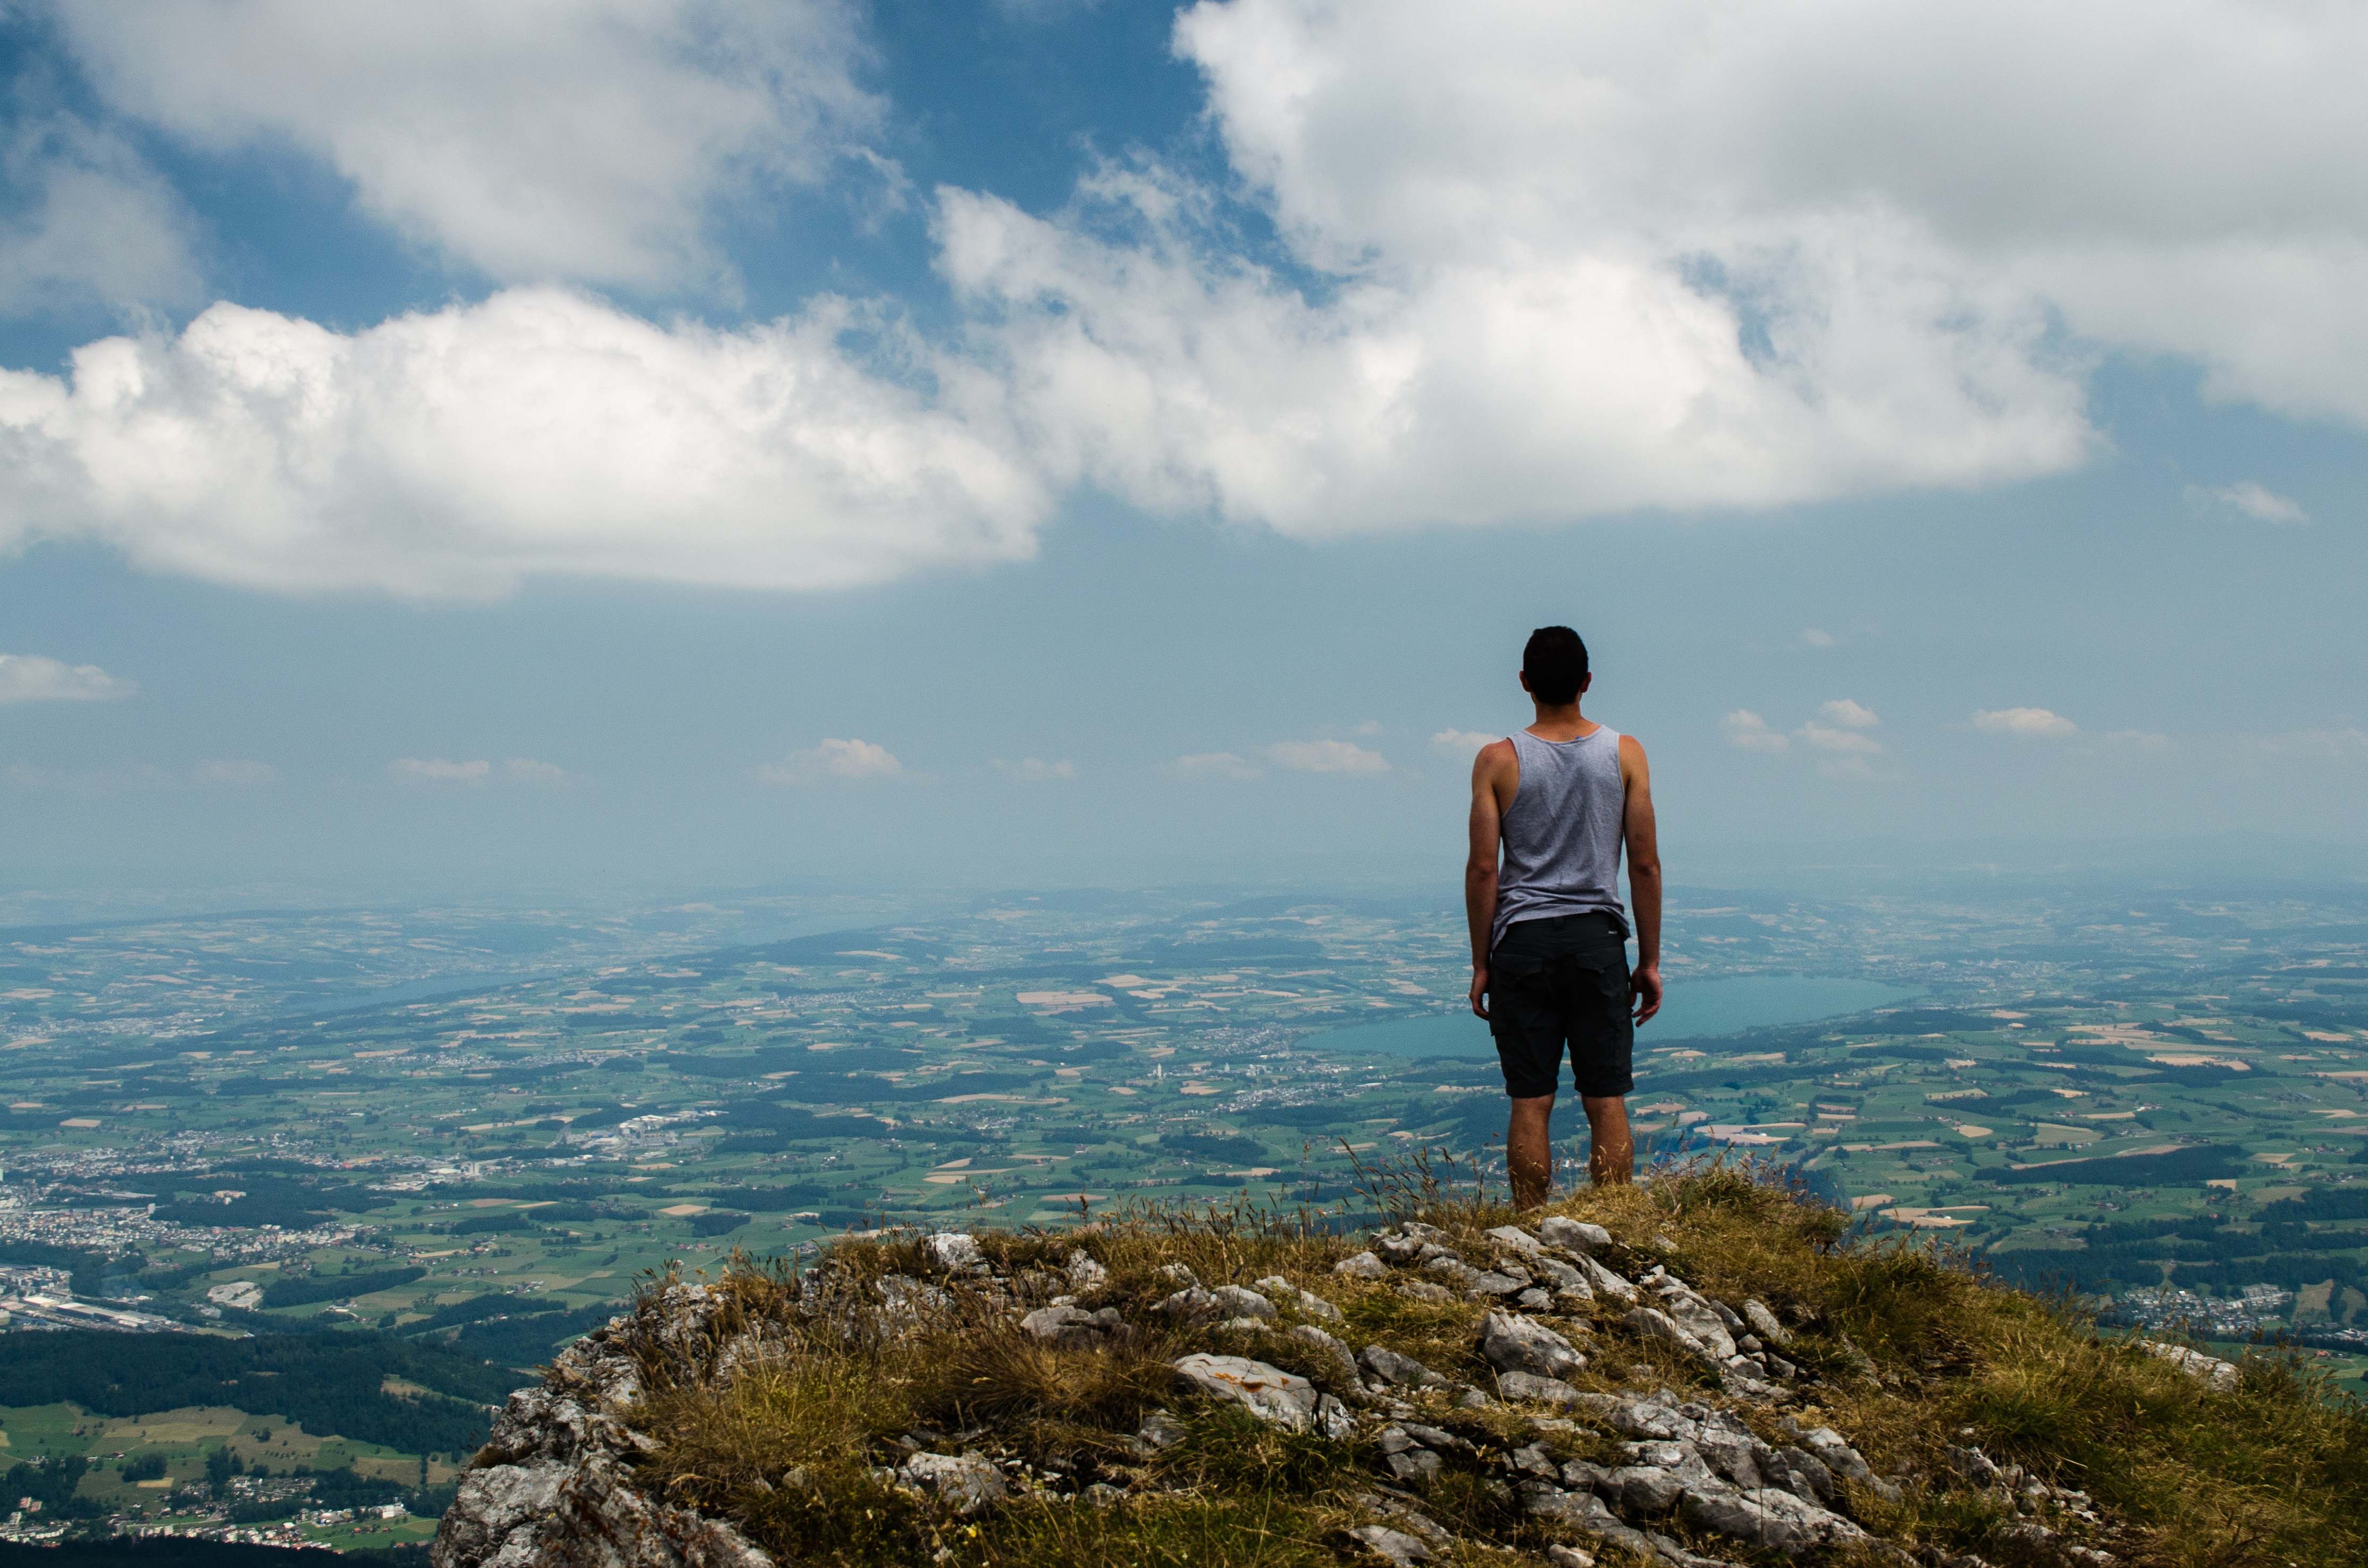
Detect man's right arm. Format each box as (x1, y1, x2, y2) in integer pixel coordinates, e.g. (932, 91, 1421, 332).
(1465, 740, 1513, 1019)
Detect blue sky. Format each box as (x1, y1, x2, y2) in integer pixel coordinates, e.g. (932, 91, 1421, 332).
(1, 1, 2363, 900)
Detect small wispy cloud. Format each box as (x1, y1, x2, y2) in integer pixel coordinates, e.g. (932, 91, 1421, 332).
(1171, 751, 1263, 781)
(1727, 704, 1887, 775)
(757, 738, 903, 785)
(1721, 710, 1790, 753)
(1267, 738, 1389, 775)
(1973, 707, 2077, 738)
(1800, 628, 1838, 648)
(2261, 727, 2368, 758)
(500, 757, 572, 786)
(1798, 722, 1883, 755)
(994, 757, 1077, 781)
(0, 653, 136, 704)
(391, 757, 492, 784)
(2186, 480, 2308, 525)
(1430, 728, 1500, 756)
(2101, 729, 2170, 752)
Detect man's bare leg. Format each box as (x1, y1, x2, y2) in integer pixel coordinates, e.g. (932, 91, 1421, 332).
(1506, 1093, 1556, 1209)
(1582, 1094, 1634, 1185)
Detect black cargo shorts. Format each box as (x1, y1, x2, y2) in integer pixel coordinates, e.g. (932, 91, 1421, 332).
(1487, 912, 1635, 1099)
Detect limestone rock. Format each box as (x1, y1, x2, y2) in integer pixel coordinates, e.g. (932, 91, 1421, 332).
(433, 1291, 775, 1568)
(923, 1232, 985, 1274)
(1157, 1285, 1219, 1322)
(1600, 1463, 1684, 1515)
(1680, 1485, 1863, 1552)
(1741, 1297, 1789, 1346)
(1019, 1303, 1127, 1350)
(1209, 1284, 1278, 1319)
(1945, 1443, 2001, 1489)
(1573, 1254, 1639, 1303)
(1484, 1224, 1546, 1256)
(1423, 1255, 1483, 1288)
(1519, 1483, 1657, 1558)
(1775, 1445, 1838, 1504)
(1478, 1311, 1587, 1380)
(1359, 1344, 1451, 1389)
(1495, 1370, 1582, 1407)
(1398, 1279, 1455, 1304)
(1617, 1305, 1710, 1358)
(1653, 1283, 1739, 1360)
(1537, 1216, 1614, 1252)
(899, 1452, 1007, 1514)
(2140, 1339, 2240, 1392)
(1346, 1524, 1433, 1565)
(1130, 1410, 1188, 1454)
(1287, 1322, 1366, 1393)
(1064, 1250, 1110, 1290)
(1796, 1425, 1880, 1490)
(1334, 1250, 1390, 1279)
(1172, 1353, 1320, 1431)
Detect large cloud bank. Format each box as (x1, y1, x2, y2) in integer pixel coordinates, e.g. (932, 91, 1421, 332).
(47, 0, 880, 291)
(4, 0, 2365, 596)
(0, 290, 1043, 595)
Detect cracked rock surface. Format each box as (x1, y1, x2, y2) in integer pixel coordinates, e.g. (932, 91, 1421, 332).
(432, 1283, 774, 1568)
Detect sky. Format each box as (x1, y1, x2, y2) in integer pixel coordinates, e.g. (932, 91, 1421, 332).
(0, 0, 2363, 904)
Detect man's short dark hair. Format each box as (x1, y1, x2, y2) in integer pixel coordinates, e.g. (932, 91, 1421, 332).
(1522, 626, 1589, 705)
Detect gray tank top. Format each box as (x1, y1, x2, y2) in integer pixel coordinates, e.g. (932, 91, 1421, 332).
(1492, 727, 1628, 949)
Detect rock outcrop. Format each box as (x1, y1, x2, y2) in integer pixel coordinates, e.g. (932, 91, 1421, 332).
(432, 1283, 774, 1568)
(434, 1209, 2160, 1568)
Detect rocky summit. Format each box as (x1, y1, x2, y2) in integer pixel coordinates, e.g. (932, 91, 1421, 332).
(430, 1167, 2368, 1568)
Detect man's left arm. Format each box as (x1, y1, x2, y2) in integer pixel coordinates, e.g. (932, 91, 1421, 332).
(1620, 734, 1662, 1024)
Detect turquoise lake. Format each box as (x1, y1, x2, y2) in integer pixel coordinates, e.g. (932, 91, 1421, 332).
(1298, 975, 1919, 1059)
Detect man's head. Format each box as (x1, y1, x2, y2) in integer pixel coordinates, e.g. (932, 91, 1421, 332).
(1520, 625, 1590, 706)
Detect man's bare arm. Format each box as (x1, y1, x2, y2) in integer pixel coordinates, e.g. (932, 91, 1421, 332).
(1619, 733, 1662, 1025)
(1465, 739, 1514, 1019)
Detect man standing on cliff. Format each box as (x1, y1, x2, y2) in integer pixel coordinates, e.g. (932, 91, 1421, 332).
(1465, 626, 1662, 1205)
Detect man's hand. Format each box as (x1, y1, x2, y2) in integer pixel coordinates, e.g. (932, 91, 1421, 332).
(1631, 963, 1662, 1026)
(1468, 965, 1490, 1021)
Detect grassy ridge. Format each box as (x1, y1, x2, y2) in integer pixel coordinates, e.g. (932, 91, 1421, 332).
(608, 1167, 2368, 1567)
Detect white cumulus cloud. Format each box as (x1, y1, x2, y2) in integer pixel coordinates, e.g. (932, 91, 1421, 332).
(1720, 710, 1791, 753)
(51, 0, 882, 292)
(1797, 721, 1883, 755)
(1819, 698, 1879, 729)
(0, 290, 1048, 598)
(993, 757, 1077, 781)
(758, 738, 903, 784)
(932, 0, 2368, 537)
(1973, 706, 2077, 738)
(2185, 480, 2309, 525)
(1266, 738, 1389, 775)
(1431, 729, 1501, 756)
(0, 653, 136, 704)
